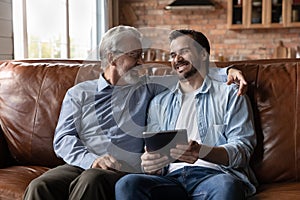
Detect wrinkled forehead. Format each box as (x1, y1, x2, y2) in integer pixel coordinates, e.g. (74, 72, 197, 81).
(117, 35, 142, 53)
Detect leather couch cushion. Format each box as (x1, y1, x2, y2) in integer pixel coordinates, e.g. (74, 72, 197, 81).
(0, 166, 49, 200)
(249, 182, 300, 199)
(0, 60, 101, 167)
(232, 60, 300, 184)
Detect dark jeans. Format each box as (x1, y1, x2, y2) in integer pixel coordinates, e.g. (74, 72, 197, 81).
(115, 166, 246, 200)
(23, 164, 127, 200)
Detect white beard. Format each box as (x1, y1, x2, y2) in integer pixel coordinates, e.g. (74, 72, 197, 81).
(119, 68, 141, 85)
(124, 71, 140, 84)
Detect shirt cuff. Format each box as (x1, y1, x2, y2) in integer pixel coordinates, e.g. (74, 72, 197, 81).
(79, 153, 99, 170)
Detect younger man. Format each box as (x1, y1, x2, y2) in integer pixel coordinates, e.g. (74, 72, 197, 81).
(115, 30, 257, 200)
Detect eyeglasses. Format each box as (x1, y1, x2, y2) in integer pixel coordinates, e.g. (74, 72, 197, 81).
(113, 49, 143, 59)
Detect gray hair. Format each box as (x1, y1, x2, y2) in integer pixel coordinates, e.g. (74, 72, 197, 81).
(99, 25, 142, 69)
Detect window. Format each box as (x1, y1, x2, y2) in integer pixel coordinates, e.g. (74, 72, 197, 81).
(12, 0, 113, 60)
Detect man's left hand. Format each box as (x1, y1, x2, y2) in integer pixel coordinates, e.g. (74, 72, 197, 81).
(170, 141, 200, 164)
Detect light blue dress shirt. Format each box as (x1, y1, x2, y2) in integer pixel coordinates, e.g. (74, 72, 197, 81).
(53, 67, 228, 171)
(146, 76, 257, 196)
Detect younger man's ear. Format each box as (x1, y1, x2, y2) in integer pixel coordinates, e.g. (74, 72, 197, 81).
(201, 50, 208, 62)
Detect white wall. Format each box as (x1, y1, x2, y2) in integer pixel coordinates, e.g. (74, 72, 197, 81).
(0, 0, 13, 60)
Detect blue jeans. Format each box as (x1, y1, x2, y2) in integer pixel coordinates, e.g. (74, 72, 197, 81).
(115, 166, 246, 200)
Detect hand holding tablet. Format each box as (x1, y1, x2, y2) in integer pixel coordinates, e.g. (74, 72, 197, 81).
(143, 129, 188, 159)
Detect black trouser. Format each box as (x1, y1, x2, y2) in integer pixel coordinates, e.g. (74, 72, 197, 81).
(23, 164, 128, 200)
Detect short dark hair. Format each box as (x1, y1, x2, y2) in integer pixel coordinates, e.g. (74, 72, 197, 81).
(169, 29, 210, 55)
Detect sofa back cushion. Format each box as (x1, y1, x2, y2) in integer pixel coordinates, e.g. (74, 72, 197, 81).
(231, 59, 300, 184)
(0, 60, 102, 167)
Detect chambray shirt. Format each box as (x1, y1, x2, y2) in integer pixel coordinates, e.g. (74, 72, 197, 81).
(53, 67, 228, 171)
(146, 76, 257, 196)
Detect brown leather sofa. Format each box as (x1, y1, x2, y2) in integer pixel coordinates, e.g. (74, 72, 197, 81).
(0, 59, 299, 199)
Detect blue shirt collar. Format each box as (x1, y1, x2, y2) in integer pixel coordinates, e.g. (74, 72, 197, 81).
(97, 73, 112, 91)
(172, 76, 212, 96)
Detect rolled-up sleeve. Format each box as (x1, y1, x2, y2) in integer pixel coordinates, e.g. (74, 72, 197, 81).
(221, 91, 256, 168)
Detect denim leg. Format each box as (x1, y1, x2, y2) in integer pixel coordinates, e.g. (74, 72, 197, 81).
(115, 173, 188, 200)
(183, 167, 246, 200)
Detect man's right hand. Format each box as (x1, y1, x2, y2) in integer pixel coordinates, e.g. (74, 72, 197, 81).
(92, 154, 122, 170)
(141, 149, 169, 174)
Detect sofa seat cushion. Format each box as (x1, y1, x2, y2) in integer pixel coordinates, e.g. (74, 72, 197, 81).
(249, 182, 300, 199)
(0, 166, 49, 200)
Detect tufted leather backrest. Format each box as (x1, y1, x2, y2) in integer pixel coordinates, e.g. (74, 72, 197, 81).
(227, 59, 300, 184)
(0, 60, 102, 167)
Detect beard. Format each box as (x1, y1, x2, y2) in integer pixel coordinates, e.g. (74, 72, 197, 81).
(174, 60, 198, 81)
(122, 69, 141, 85)
(179, 66, 198, 80)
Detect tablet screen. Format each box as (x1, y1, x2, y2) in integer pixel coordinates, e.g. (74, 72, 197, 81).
(143, 129, 188, 157)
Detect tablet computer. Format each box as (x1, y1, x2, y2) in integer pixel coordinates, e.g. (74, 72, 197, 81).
(143, 129, 188, 157)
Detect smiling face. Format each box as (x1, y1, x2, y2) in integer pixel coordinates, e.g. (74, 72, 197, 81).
(170, 35, 206, 81)
(113, 35, 143, 75)
(110, 35, 144, 85)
